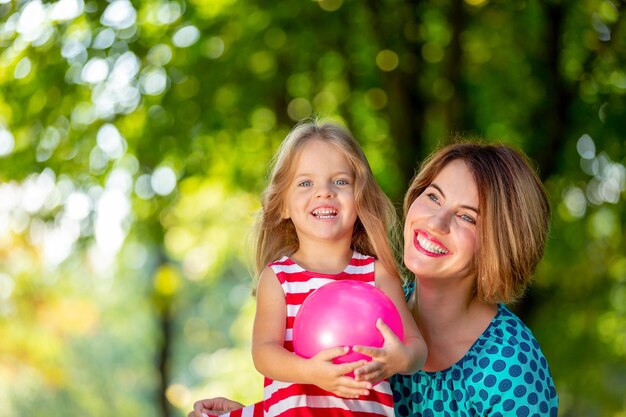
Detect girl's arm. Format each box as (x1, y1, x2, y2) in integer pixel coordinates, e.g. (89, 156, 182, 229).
(252, 267, 373, 398)
(352, 261, 427, 382)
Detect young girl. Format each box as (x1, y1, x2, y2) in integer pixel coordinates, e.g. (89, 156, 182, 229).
(211, 121, 427, 417)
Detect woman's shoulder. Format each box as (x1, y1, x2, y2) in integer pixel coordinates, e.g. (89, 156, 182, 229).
(468, 304, 549, 371)
(464, 304, 558, 410)
(474, 305, 544, 356)
(391, 304, 558, 416)
(390, 304, 558, 416)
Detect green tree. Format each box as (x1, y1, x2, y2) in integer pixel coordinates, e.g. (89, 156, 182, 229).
(0, 0, 624, 416)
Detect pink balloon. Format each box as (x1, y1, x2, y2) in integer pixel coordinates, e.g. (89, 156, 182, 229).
(292, 280, 404, 365)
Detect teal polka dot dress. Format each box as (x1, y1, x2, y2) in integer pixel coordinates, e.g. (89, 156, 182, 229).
(390, 287, 558, 417)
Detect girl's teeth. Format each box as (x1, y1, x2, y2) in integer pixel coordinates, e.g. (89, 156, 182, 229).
(313, 209, 337, 219)
(417, 234, 448, 254)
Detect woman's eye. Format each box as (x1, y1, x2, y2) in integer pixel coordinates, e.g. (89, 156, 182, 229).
(460, 214, 476, 224)
(427, 193, 440, 203)
(298, 180, 312, 187)
(335, 179, 349, 185)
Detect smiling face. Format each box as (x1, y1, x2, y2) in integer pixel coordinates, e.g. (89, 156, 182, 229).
(403, 159, 479, 282)
(282, 138, 358, 247)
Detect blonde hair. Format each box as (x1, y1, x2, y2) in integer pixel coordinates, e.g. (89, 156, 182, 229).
(404, 142, 550, 304)
(255, 120, 400, 281)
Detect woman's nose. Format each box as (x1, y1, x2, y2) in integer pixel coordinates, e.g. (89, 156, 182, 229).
(427, 210, 450, 234)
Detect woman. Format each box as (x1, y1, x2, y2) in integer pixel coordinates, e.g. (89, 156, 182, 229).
(190, 142, 559, 417)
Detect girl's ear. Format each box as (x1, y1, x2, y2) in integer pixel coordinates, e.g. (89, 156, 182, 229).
(281, 204, 290, 220)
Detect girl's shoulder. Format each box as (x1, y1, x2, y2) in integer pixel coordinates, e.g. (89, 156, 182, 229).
(267, 255, 293, 268)
(265, 256, 304, 285)
(351, 251, 376, 265)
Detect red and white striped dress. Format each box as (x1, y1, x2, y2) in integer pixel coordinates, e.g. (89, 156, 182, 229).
(209, 251, 395, 417)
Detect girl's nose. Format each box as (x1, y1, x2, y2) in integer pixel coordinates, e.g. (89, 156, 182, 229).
(315, 183, 335, 198)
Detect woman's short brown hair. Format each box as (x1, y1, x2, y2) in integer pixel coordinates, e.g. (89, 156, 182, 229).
(404, 142, 550, 304)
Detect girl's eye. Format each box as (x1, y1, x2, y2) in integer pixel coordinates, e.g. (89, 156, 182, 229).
(335, 179, 349, 185)
(298, 180, 312, 187)
(459, 214, 476, 224)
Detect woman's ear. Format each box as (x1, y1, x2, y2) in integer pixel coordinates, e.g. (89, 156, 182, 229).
(281, 205, 290, 220)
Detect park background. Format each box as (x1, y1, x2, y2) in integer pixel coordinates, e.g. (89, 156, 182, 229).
(0, 0, 624, 416)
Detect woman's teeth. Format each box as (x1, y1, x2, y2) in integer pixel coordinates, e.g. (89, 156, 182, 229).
(417, 234, 449, 254)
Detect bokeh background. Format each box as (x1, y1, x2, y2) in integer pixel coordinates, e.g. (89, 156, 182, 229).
(0, 0, 624, 416)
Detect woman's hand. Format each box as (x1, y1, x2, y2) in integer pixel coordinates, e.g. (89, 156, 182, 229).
(305, 346, 373, 398)
(187, 397, 244, 417)
(352, 318, 410, 384)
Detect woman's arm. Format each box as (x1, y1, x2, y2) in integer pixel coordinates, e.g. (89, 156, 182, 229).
(188, 397, 245, 417)
(252, 267, 373, 397)
(352, 261, 427, 382)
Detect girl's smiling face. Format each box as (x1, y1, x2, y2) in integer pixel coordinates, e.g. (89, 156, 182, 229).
(403, 159, 480, 282)
(282, 138, 358, 247)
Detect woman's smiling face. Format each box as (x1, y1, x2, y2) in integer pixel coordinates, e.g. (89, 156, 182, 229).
(403, 159, 480, 282)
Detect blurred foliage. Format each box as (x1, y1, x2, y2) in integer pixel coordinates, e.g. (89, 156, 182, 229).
(0, 0, 624, 416)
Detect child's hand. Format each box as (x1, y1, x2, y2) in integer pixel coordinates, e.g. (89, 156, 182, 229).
(306, 346, 373, 398)
(352, 318, 409, 384)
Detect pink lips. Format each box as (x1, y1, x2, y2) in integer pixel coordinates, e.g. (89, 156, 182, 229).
(414, 230, 450, 257)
